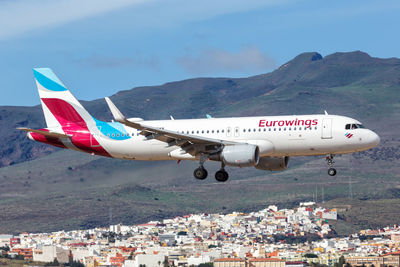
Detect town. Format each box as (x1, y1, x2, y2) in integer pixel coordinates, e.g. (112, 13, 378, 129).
(1, 203, 399, 267)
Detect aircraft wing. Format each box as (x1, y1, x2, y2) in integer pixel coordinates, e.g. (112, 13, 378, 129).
(17, 127, 71, 138)
(104, 97, 237, 148)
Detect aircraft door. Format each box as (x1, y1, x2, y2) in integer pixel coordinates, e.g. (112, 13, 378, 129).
(321, 118, 332, 139)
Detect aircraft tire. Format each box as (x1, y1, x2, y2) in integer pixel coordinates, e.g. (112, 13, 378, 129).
(194, 167, 208, 180)
(215, 170, 229, 182)
(328, 168, 337, 176)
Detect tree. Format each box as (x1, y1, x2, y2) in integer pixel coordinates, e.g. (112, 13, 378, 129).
(338, 256, 345, 267)
(45, 258, 59, 266)
(199, 263, 213, 267)
(304, 253, 319, 258)
(163, 257, 169, 267)
(70, 260, 85, 267)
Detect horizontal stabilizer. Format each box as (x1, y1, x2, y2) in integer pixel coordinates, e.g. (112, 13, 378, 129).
(17, 127, 71, 138)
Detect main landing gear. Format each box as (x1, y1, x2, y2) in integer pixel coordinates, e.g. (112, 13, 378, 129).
(193, 154, 229, 182)
(193, 167, 208, 180)
(326, 154, 337, 176)
(215, 163, 229, 182)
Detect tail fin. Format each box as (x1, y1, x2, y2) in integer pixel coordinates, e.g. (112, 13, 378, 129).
(33, 68, 94, 129)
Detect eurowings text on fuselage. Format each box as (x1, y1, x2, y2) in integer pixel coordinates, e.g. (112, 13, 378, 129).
(19, 68, 380, 182)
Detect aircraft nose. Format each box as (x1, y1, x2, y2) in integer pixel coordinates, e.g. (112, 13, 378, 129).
(368, 130, 380, 147)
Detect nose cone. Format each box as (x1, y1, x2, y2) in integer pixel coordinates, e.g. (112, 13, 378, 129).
(367, 130, 380, 148)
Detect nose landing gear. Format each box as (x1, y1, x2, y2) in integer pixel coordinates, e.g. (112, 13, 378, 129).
(326, 154, 337, 176)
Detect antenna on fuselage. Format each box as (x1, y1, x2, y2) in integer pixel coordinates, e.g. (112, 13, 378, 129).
(324, 110, 329, 115)
(170, 115, 174, 120)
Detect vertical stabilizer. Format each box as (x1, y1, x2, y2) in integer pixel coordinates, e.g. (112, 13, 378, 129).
(33, 68, 94, 129)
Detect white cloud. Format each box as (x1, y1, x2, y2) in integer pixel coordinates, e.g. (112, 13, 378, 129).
(177, 47, 276, 75)
(0, 0, 149, 39)
(0, 0, 290, 40)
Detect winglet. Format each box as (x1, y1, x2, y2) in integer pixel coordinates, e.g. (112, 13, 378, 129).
(105, 97, 126, 122)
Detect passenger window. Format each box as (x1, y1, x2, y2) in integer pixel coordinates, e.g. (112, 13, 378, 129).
(206, 130, 209, 133)
(284, 128, 286, 131)
(264, 128, 266, 132)
(222, 130, 224, 133)
(217, 130, 219, 133)
(269, 128, 271, 131)
(107, 134, 110, 137)
(197, 130, 199, 134)
(274, 128, 276, 131)
(212, 130, 214, 133)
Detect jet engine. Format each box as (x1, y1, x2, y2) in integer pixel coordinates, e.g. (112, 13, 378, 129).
(255, 156, 289, 171)
(219, 144, 260, 167)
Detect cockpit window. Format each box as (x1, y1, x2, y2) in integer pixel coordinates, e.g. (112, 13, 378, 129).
(345, 123, 365, 130)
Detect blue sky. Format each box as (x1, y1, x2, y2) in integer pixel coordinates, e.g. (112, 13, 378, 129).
(1, 0, 399, 106)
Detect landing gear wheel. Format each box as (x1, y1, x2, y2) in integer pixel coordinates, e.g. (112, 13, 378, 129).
(194, 167, 208, 180)
(215, 170, 229, 182)
(328, 168, 337, 176)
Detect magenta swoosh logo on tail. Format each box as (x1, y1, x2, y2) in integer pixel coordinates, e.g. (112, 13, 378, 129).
(41, 98, 111, 157)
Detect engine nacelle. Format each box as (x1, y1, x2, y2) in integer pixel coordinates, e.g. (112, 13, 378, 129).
(255, 156, 289, 171)
(220, 144, 259, 167)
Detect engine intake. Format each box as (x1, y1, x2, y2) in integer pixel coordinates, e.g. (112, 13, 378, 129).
(220, 144, 260, 167)
(255, 156, 289, 171)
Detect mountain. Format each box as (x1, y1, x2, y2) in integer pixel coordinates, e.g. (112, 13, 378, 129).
(0, 51, 399, 234)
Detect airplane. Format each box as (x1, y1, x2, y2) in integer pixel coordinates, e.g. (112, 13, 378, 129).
(18, 68, 380, 182)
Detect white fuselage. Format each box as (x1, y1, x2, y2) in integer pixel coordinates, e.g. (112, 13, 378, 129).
(94, 114, 380, 161)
